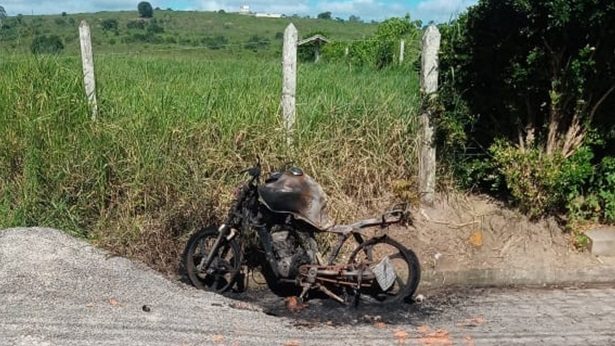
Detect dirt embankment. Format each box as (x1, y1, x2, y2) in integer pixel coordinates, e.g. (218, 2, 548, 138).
(393, 194, 601, 280)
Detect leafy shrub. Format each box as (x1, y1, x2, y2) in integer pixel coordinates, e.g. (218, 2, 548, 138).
(101, 18, 118, 32)
(54, 18, 66, 26)
(31, 35, 64, 54)
(202, 35, 228, 49)
(243, 35, 270, 52)
(596, 158, 615, 222)
(568, 157, 615, 223)
(164, 35, 177, 44)
(0, 20, 18, 41)
(127, 20, 145, 30)
(322, 16, 420, 69)
(488, 141, 594, 218)
(146, 19, 164, 34)
(317, 11, 332, 20)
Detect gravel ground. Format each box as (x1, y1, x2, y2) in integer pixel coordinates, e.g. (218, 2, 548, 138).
(0, 228, 391, 345)
(2, 227, 615, 345)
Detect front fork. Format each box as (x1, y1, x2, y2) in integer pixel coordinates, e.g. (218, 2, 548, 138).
(199, 224, 237, 273)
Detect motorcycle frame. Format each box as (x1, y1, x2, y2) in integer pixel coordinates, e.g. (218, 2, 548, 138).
(201, 163, 411, 300)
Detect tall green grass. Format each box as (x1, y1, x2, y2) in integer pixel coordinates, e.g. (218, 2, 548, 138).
(0, 53, 419, 272)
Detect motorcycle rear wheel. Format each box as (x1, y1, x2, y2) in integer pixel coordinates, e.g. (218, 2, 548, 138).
(347, 236, 420, 304)
(183, 227, 242, 293)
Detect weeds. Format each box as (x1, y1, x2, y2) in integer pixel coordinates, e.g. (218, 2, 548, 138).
(0, 54, 420, 273)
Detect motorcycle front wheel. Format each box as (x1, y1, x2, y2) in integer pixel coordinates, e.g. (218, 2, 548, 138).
(183, 226, 242, 293)
(347, 236, 420, 304)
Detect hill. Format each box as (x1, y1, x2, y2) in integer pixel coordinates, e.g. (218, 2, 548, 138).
(0, 10, 377, 57)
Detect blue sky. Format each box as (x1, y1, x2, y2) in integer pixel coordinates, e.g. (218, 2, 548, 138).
(1, 0, 477, 23)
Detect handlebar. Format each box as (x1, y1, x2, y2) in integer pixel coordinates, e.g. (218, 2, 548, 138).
(239, 157, 261, 182)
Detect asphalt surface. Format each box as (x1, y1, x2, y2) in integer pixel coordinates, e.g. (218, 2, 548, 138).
(1, 227, 615, 345)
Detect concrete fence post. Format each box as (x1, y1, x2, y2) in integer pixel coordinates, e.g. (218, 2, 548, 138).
(281, 23, 298, 144)
(418, 25, 441, 206)
(79, 20, 98, 120)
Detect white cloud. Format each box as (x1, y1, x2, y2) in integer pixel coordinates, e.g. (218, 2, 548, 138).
(416, 0, 477, 22)
(197, 1, 310, 16)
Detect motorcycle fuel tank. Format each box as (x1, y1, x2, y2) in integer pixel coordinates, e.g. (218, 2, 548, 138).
(258, 168, 332, 230)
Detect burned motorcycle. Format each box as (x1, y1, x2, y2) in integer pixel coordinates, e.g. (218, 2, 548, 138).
(183, 160, 420, 304)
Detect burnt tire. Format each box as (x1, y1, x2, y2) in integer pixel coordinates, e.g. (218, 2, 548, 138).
(348, 236, 420, 305)
(183, 226, 242, 293)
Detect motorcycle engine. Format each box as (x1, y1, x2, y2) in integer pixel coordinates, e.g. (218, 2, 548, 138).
(270, 226, 315, 278)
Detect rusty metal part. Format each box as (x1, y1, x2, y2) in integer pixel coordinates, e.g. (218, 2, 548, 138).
(324, 204, 410, 236)
(298, 263, 376, 291)
(316, 284, 345, 304)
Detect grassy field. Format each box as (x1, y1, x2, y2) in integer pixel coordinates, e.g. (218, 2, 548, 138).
(0, 47, 420, 271)
(0, 10, 377, 57)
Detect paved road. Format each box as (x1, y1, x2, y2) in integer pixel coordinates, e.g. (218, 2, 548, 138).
(1, 228, 615, 345)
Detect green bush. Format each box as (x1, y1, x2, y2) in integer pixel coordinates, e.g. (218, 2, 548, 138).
(488, 140, 615, 222)
(568, 157, 615, 223)
(490, 142, 567, 217)
(596, 158, 615, 222)
(202, 35, 228, 49)
(243, 35, 269, 52)
(31, 35, 64, 54)
(146, 19, 164, 34)
(127, 20, 145, 30)
(101, 18, 118, 32)
(322, 16, 420, 69)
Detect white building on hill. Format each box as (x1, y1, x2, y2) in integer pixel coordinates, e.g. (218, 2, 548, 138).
(239, 5, 251, 15)
(238, 4, 282, 18)
(255, 13, 283, 18)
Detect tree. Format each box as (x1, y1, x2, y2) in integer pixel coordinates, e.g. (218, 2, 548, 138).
(317, 11, 332, 20)
(101, 18, 118, 32)
(0, 6, 6, 26)
(137, 1, 153, 18)
(441, 0, 615, 158)
(348, 15, 362, 23)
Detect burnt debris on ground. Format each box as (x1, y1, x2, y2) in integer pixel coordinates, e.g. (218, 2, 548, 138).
(226, 287, 474, 327)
